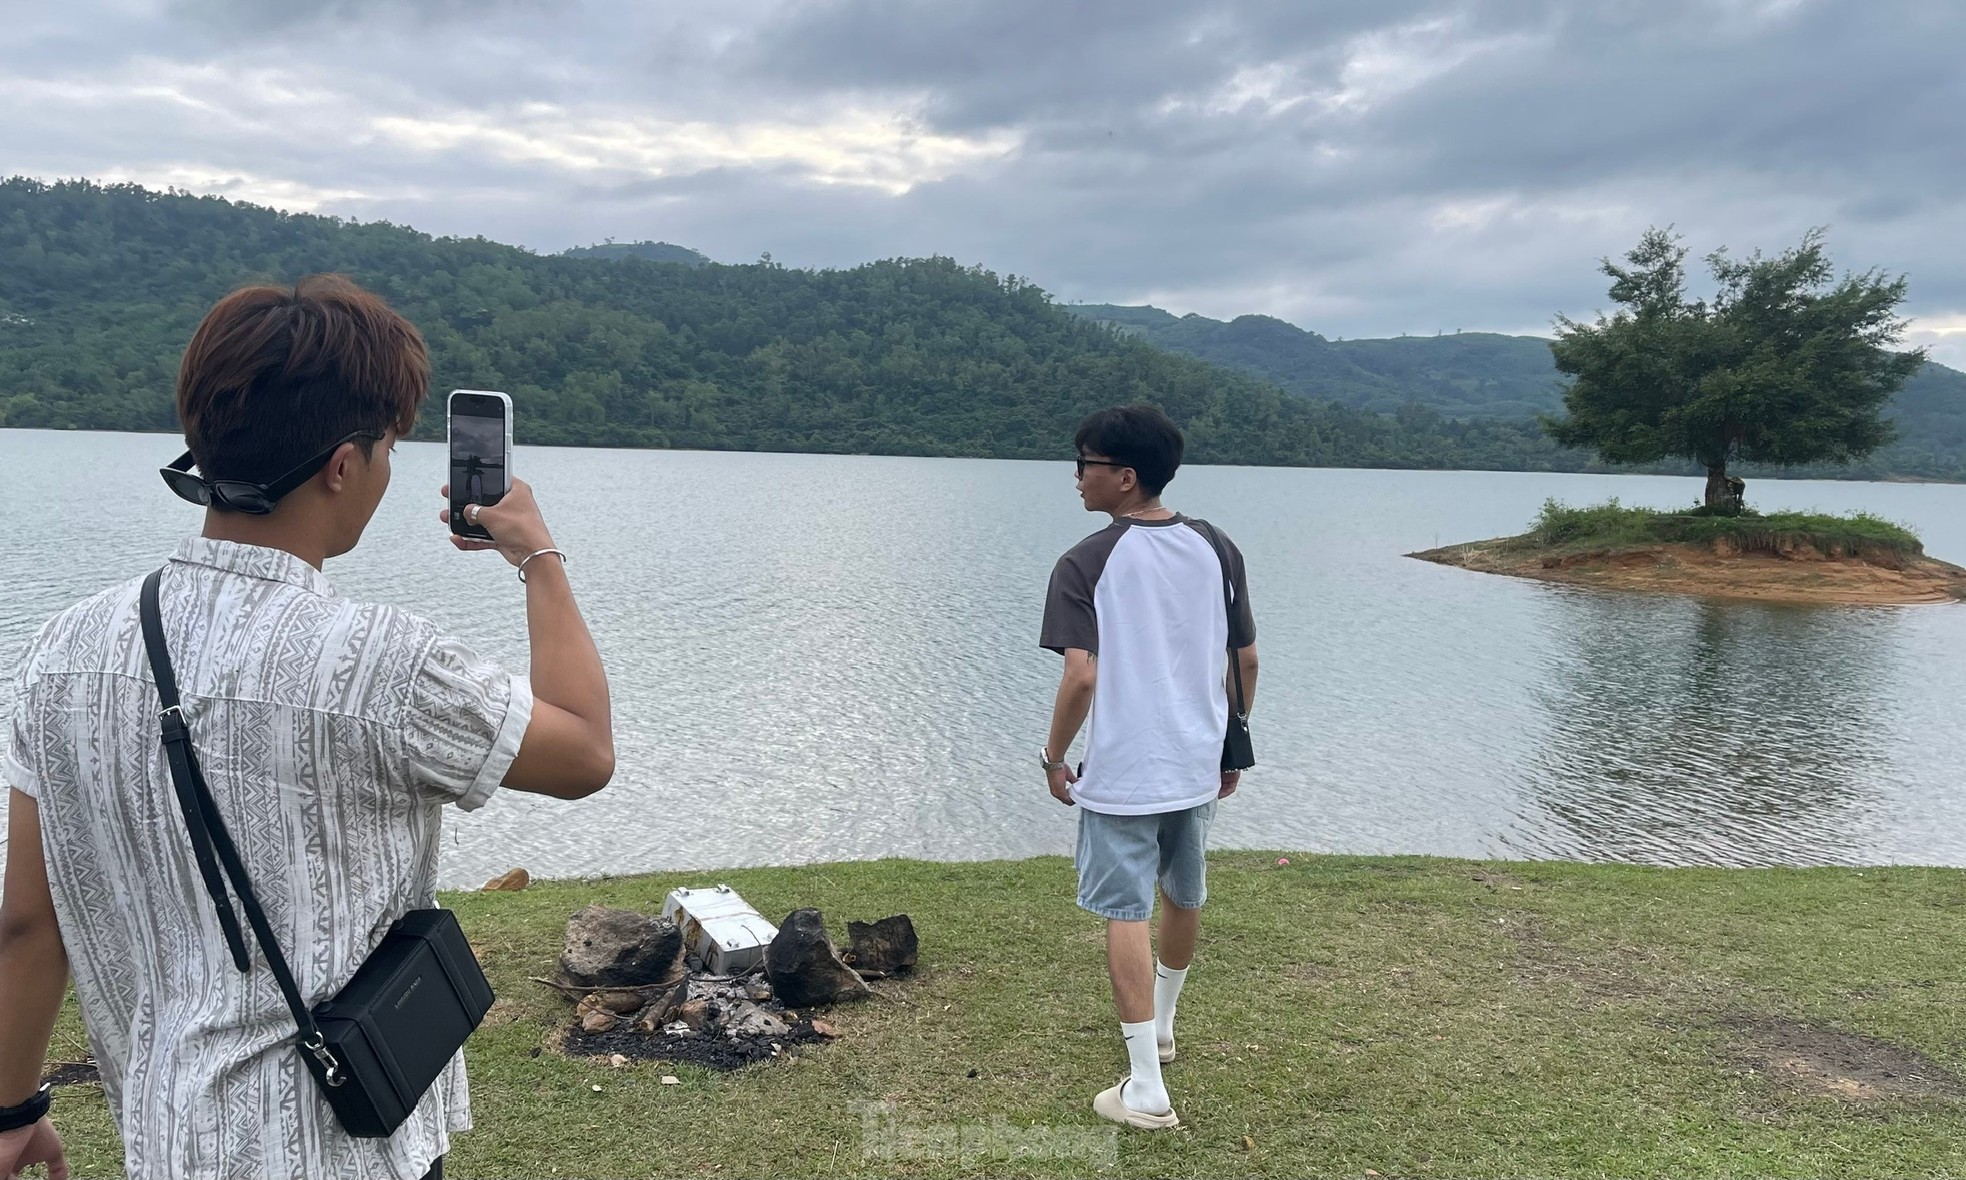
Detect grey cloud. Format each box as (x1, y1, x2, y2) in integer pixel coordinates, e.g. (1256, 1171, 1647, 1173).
(734, 0, 1440, 129)
(1375, 4, 1966, 192)
(2, 0, 1962, 358)
(162, 0, 556, 35)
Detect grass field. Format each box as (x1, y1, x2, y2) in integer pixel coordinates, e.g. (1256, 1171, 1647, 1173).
(1521, 499, 1924, 559)
(41, 852, 1966, 1178)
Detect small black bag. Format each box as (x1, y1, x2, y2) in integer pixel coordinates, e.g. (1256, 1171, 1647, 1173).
(1192, 521, 1255, 772)
(139, 569, 494, 1139)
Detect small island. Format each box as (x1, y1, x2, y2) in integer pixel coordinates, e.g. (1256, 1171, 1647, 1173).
(1412, 499, 1966, 606)
(1412, 228, 1966, 606)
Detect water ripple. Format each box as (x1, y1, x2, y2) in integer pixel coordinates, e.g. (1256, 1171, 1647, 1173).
(6, 432, 1966, 884)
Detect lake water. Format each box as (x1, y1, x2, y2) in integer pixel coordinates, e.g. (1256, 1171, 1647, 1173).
(5, 429, 1966, 888)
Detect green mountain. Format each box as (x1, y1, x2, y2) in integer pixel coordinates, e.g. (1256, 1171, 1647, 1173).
(1072, 303, 1966, 477)
(1073, 304, 1562, 417)
(1328, 333, 1565, 419)
(560, 240, 711, 266)
(0, 178, 1584, 471)
(3, 178, 1957, 480)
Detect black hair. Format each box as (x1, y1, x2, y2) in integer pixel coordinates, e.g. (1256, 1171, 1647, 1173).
(1073, 405, 1185, 496)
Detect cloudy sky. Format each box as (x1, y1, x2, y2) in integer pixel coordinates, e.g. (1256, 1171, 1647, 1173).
(6, 0, 1964, 365)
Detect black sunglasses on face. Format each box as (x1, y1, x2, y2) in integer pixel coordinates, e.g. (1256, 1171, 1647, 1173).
(161, 430, 385, 514)
(1075, 457, 1128, 477)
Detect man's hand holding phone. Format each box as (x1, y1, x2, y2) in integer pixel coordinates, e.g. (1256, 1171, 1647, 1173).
(438, 479, 558, 570)
(438, 423, 614, 804)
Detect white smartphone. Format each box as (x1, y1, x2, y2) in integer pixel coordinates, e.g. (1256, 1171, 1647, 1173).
(447, 389, 513, 540)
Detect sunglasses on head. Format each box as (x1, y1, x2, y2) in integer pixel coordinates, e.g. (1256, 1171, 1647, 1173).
(1074, 456, 1129, 477)
(161, 430, 384, 515)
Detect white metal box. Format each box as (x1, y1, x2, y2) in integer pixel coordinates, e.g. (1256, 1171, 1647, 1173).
(661, 884, 778, 976)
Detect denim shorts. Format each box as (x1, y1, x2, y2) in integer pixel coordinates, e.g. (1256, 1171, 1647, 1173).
(1074, 802, 1216, 921)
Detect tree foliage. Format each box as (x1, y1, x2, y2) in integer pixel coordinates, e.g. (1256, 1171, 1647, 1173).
(0, 178, 1599, 472)
(2, 180, 1950, 483)
(1073, 302, 1966, 479)
(1546, 228, 1925, 503)
(560, 240, 709, 266)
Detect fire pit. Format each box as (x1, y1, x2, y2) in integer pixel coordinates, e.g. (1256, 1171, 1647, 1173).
(559, 972, 838, 1070)
(540, 897, 915, 1071)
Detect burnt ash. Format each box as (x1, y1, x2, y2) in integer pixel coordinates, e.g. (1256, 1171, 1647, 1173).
(565, 1018, 833, 1071)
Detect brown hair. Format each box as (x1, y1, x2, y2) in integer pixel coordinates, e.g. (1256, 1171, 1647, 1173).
(176, 274, 429, 483)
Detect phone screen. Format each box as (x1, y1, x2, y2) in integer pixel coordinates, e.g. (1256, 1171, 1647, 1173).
(449, 392, 509, 539)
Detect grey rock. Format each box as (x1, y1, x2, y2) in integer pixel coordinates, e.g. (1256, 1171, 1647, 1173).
(844, 915, 919, 980)
(765, 909, 873, 1007)
(722, 1001, 792, 1040)
(559, 906, 684, 988)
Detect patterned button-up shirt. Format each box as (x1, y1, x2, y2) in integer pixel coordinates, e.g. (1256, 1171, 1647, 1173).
(3, 538, 533, 1180)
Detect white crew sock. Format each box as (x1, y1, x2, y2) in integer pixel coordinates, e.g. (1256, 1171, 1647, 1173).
(1119, 1018, 1170, 1113)
(1153, 961, 1188, 1048)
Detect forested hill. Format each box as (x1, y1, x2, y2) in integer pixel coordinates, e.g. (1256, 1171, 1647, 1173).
(0, 178, 1583, 469)
(560, 240, 710, 266)
(1076, 304, 1565, 418)
(2, 179, 1958, 479)
(1073, 303, 1966, 477)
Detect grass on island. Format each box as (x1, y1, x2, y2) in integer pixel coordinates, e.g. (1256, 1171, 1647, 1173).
(43, 853, 1966, 1179)
(1514, 498, 1924, 560)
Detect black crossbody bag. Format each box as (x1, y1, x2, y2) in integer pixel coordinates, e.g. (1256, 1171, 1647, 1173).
(1192, 520, 1255, 771)
(139, 569, 495, 1139)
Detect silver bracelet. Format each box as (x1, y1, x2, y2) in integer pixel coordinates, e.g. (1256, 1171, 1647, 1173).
(517, 548, 568, 583)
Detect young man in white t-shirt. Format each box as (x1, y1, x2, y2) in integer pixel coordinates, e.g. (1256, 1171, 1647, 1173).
(1039, 405, 1258, 1130)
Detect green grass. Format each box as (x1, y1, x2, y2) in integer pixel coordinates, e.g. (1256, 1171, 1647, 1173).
(42, 854, 1966, 1178)
(1520, 498, 1924, 559)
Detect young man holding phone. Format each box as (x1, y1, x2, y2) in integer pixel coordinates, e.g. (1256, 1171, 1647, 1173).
(0, 275, 614, 1179)
(1039, 405, 1258, 1131)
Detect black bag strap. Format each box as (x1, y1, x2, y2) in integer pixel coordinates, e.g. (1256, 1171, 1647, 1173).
(1189, 520, 1247, 721)
(139, 570, 339, 1075)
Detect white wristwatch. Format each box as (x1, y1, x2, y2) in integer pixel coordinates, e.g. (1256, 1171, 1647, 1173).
(1040, 747, 1067, 772)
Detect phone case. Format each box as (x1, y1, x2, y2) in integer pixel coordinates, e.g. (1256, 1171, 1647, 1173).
(447, 389, 513, 541)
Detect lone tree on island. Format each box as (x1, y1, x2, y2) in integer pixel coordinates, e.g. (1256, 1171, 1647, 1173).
(1545, 227, 1923, 510)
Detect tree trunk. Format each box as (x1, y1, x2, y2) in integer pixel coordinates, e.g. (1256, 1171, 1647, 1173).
(1704, 464, 1745, 512)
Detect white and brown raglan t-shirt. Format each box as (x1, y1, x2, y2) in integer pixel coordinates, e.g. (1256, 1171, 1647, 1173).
(1040, 515, 1255, 816)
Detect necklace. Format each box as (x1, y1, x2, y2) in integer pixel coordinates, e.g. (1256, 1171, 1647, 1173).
(1119, 504, 1172, 519)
